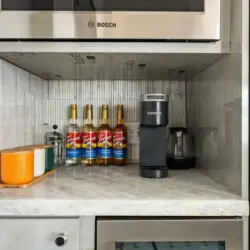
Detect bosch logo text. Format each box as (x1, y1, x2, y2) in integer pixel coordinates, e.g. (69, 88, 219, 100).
(88, 21, 116, 28)
(97, 22, 116, 28)
(88, 21, 94, 28)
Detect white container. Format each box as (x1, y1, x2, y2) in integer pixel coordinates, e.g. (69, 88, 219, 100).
(33, 147, 46, 177)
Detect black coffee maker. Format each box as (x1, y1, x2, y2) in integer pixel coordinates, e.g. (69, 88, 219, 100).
(139, 94, 168, 178)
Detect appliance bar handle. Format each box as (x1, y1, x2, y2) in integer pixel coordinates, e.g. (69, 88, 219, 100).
(90, 0, 96, 10)
(74, 0, 80, 9)
(74, 0, 96, 10)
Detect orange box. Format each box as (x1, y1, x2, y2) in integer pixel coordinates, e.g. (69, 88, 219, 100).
(0, 149, 34, 185)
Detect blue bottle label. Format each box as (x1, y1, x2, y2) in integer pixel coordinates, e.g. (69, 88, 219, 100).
(113, 148, 127, 159)
(82, 148, 97, 159)
(97, 130, 113, 159)
(82, 131, 97, 159)
(113, 131, 127, 160)
(66, 148, 81, 159)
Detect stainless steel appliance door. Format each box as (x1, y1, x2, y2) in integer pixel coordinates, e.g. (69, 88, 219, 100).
(96, 219, 242, 250)
(0, 0, 204, 11)
(0, 0, 221, 40)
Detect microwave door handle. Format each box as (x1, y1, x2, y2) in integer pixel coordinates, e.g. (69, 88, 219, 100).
(74, 0, 80, 8)
(90, 0, 96, 10)
(74, 0, 96, 10)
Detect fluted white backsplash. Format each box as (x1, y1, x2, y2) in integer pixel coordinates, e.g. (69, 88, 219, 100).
(0, 59, 186, 162)
(41, 79, 186, 162)
(0, 59, 48, 150)
(45, 79, 186, 127)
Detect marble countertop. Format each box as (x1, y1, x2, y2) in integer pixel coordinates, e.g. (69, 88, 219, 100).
(0, 166, 248, 216)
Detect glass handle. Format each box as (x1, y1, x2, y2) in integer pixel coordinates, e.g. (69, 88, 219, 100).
(176, 132, 184, 157)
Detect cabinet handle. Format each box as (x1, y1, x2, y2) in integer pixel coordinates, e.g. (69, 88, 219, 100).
(55, 233, 67, 247)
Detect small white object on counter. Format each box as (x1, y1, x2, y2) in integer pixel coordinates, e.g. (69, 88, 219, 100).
(0, 166, 248, 216)
(34, 148, 46, 177)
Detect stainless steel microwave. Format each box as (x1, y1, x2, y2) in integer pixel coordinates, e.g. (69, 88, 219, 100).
(0, 0, 225, 40)
(96, 218, 243, 250)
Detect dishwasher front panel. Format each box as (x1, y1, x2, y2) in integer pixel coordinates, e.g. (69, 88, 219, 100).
(96, 219, 242, 250)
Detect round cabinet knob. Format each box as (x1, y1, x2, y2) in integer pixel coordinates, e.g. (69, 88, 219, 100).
(55, 233, 67, 247)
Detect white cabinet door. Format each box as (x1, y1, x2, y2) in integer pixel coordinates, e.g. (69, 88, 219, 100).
(0, 218, 79, 250)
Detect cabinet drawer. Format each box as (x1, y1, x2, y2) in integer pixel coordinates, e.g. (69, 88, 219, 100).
(0, 218, 79, 250)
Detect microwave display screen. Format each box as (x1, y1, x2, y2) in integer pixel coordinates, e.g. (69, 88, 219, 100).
(115, 241, 225, 250)
(2, 0, 204, 11)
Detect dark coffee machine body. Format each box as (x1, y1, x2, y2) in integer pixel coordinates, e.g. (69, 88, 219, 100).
(139, 94, 168, 178)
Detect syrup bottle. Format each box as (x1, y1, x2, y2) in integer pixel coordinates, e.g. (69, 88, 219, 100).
(97, 105, 113, 166)
(65, 104, 81, 166)
(81, 105, 97, 166)
(113, 105, 128, 166)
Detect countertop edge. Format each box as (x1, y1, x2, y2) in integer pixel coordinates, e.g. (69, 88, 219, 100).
(0, 199, 248, 216)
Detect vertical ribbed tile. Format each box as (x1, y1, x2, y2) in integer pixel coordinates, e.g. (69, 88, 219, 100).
(30, 74, 43, 99)
(0, 59, 49, 150)
(24, 92, 34, 145)
(0, 60, 17, 149)
(0, 58, 186, 163)
(44, 79, 186, 162)
(49, 80, 77, 100)
(41, 78, 49, 99)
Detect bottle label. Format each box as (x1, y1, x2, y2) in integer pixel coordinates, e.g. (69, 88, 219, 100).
(82, 131, 97, 159)
(66, 131, 81, 159)
(98, 131, 113, 158)
(113, 131, 127, 159)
